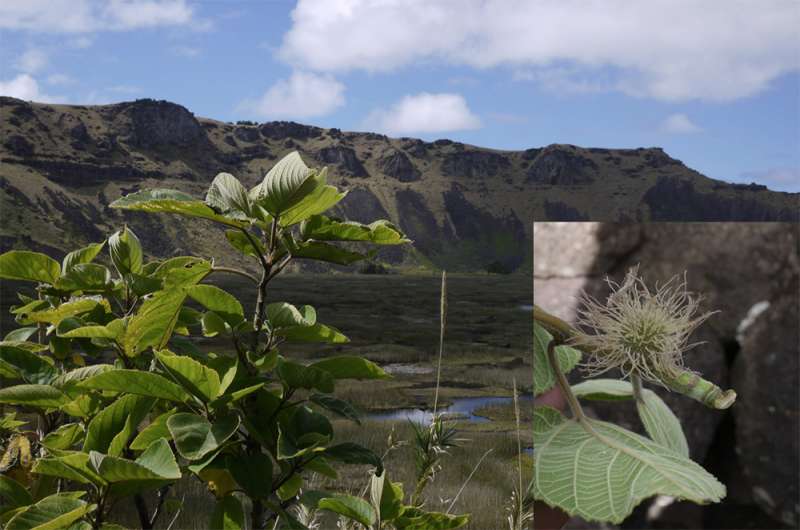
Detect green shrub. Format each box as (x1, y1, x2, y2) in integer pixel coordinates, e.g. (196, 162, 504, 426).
(0, 152, 468, 529)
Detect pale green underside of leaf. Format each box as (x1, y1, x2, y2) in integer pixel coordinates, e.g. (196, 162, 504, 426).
(571, 378, 689, 457)
(532, 406, 724, 524)
(533, 322, 581, 396)
(109, 189, 249, 228)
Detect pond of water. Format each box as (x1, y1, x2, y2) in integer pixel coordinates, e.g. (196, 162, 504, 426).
(367, 395, 533, 424)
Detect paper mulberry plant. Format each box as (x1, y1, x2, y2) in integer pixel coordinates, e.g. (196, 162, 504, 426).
(532, 267, 735, 525)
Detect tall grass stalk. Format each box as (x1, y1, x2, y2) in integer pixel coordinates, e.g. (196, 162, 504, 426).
(433, 270, 447, 416)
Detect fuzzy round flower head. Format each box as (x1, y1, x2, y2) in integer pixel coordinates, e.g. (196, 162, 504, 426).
(571, 266, 715, 386)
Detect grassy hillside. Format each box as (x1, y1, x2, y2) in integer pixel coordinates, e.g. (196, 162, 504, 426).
(0, 97, 796, 273)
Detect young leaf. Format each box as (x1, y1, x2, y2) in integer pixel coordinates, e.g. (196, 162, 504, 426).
(130, 409, 177, 451)
(110, 189, 249, 228)
(318, 495, 376, 528)
(109, 226, 143, 276)
(301, 215, 408, 245)
(289, 241, 367, 265)
(310, 356, 389, 380)
(206, 173, 252, 218)
(532, 406, 724, 524)
(122, 288, 188, 356)
(155, 350, 221, 403)
(78, 370, 188, 403)
(5, 493, 95, 530)
(533, 322, 581, 397)
(279, 168, 347, 226)
(278, 322, 349, 344)
(62, 241, 106, 274)
(186, 285, 244, 326)
(250, 151, 317, 216)
(0, 384, 68, 409)
(83, 395, 156, 454)
(0, 250, 60, 284)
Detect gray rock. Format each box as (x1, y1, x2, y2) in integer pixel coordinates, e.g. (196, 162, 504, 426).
(733, 289, 800, 526)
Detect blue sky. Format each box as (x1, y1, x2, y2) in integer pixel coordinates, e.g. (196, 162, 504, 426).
(1, 0, 798, 191)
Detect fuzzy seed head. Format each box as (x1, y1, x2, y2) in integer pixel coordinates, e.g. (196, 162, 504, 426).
(572, 266, 715, 386)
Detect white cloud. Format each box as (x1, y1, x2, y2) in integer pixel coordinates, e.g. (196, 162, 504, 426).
(237, 71, 345, 120)
(363, 93, 481, 135)
(16, 48, 48, 73)
(280, 0, 800, 102)
(0, 0, 194, 33)
(0, 74, 59, 102)
(661, 113, 702, 134)
(741, 167, 800, 192)
(170, 45, 200, 58)
(47, 73, 75, 85)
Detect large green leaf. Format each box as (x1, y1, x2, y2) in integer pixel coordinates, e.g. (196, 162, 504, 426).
(310, 356, 389, 380)
(78, 370, 188, 403)
(310, 393, 361, 424)
(32, 452, 106, 486)
(27, 298, 108, 325)
(155, 350, 221, 403)
(186, 285, 244, 326)
(51, 365, 115, 393)
(0, 251, 60, 284)
(90, 439, 181, 482)
(210, 495, 244, 530)
(206, 173, 252, 218)
(532, 406, 724, 524)
(289, 241, 367, 265)
(122, 289, 188, 356)
(275, 359, 334, 393)
(279, 168, 346, 226)
(109, 226, 143, 276)
(393, 508, 469, 529)
(0, 384, 67, 409)
(227, 453, 273, 499)
(110, 189, 248, 228)
(83, 395, 156, 455)
(533, 322, 581, 396)
(318, 495, 376, 528)
(572, 379, 689, 457)
(278, 322, 349, 344)
(0, 344, 57, 384)
(62, 241, 106, 274)
(266, 302, 316, 329)
(167, 413, 240, 461)
(56, 264, 113, 292)
(324, 443, 383, 473)
(250, 151, 318, 216)
(58, 319, 124, 340)
(153, 257, 212, 288)
(5, 493, 95, 530)
(301, 215, 408, 245)
(130, 409, 177, 451)
(0, 475, 32, 511)
(41, 423, 84, 451)
(277, 405, 333, 459)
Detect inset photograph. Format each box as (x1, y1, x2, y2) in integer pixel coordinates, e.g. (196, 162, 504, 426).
(532, 222, 799, 530)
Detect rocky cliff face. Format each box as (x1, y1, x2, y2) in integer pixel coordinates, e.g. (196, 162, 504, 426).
(0, 97, 797, 273)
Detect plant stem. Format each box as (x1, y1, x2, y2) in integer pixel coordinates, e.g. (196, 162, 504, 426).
(546, 338, 586, 423)
(631, 374, 644, 404)
(533, 304, 576, 340)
